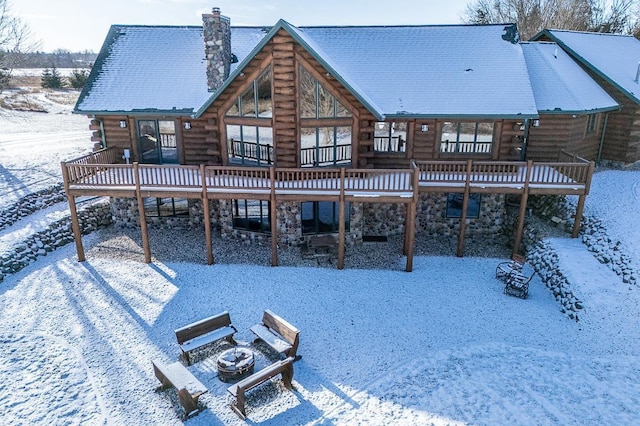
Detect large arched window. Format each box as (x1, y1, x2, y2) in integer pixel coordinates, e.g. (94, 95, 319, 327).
(226, 66, 273, 165)
(299, 65, 352, 167)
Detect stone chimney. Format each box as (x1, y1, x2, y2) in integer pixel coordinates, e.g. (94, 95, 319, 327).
(202, 7, 231, 91)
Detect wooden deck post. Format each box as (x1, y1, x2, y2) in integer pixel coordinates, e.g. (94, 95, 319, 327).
(201, 164, 213, 265)
(456, 160, 472, 257)
(405, 166, 420, 272)
(572, 161, 594, 238)
(133, 163, 152, 263)
(338, 167, 346, 270)
(513, 160, 533, 258)
(270, 167, 278, 266)
(61, 161, 85, 262)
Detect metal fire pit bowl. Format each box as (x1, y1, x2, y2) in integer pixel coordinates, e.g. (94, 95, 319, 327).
(217, 347, 255, 382)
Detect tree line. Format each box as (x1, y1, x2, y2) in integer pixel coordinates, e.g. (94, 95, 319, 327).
(462, 0, 639, 40)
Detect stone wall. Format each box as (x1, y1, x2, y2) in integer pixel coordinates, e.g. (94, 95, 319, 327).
(0, 185, 66, 231)
(0, 200, 112, 282)
(415, 193, 506, 237)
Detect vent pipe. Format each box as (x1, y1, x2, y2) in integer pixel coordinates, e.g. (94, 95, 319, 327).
(635, 61, 640, 83)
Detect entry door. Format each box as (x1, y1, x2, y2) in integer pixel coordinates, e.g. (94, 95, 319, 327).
(137, 120, 178, 164)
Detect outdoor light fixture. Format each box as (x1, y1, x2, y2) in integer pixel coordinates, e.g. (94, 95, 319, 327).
(119, 120, 127, 128)
(377, 122, 385, 130)
(184, 121, 192, 130)
(532, 119, 540, 127)
(421, 124, 429, 132)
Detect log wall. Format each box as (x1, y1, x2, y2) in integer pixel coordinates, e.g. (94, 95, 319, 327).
(527, 114, 601, 161)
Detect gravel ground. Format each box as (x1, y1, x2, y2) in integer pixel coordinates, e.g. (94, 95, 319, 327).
(86, 225, 515, 271)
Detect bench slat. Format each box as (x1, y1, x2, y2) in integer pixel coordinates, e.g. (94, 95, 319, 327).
(153, 360, 207, 396)
(228, 357, 294, 397)
(250, 324, 292, 354)
(180, 326, 235, 353)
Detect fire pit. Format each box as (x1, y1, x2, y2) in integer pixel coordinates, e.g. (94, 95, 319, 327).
(217, 347, 255, 382)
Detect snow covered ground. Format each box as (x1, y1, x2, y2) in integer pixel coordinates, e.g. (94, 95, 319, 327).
(1, 93, 639, 425)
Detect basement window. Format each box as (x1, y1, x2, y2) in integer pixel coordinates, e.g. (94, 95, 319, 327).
(232, 199, 271, 233)
(445, 193, 481, 219)
(144, 198, 189, 217)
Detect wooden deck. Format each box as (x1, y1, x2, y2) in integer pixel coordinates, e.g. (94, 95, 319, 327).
(61, 148, 594, 271)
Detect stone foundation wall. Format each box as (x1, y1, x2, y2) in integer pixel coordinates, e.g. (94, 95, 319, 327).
(415, 193, 506, 237)
(363, 203, 406, 236)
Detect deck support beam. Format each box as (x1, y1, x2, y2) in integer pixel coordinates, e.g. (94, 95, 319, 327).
(270, 167, 279, 267)
(201, 164, 214, 265)
(572, 161, 594, 238)
(456, 160, 472, 257)
(61, 161, 85, 262)
(338, 168, 346, 270)
(134, 163, 152, 263)
(513, 160, 533, 258)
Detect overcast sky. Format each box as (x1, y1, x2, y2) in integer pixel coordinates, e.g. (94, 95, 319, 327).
(14, 0, 471, 53)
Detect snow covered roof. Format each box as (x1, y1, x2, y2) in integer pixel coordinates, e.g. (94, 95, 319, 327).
(533, 29, 640, 104)
(83, 22, 632, 119)
(298, 24, 538, 119)
(198, 21, 539, 119)
(75, 25, 267, 115)
(521, 42, 619, 114)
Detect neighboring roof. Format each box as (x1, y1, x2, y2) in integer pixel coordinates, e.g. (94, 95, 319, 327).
(521, 42, 619, 114)
(532, 29, 640, 104)
(75, 25, 267, 115)
(197, 21, 539, 119)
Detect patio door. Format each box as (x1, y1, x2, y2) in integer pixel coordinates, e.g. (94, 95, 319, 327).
(137, 119, 178, 164)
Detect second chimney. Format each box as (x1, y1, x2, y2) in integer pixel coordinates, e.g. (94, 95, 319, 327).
(203, 7, 231, 91)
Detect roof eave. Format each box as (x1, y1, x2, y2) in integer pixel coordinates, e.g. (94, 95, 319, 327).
(383, 112, 539, 120)
(538, 105, 621, 115)
(73, 109, 194, 116)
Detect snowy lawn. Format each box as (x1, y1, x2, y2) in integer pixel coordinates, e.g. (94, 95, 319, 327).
(1, 92, 640, 425)
(1, 239, 639, 425)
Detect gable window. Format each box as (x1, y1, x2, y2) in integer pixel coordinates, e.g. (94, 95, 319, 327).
(440, 122, 494, 154)
(299, 65, 353, 167)
(374, 122, 407, 153)
(137, 120, 178, 164)
(226, 67, 273, 165)
(445, 193, 481, 218)
(586, 113, 598, 134)
(302, 201, 350, 234)
(232, 199, 271, 233)
(144, 197, 188, 217)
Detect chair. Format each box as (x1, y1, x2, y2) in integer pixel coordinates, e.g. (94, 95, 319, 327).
(503, 270, 533, 299)
(496, 254, 525, 281)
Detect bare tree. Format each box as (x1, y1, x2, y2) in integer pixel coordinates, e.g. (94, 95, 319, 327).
(462, 0, 637, 40)
(0, 0, 35, 92)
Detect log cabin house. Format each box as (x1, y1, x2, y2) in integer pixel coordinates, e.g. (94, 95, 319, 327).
(63, 8, 618, 271)
(532, 29, 640, 164)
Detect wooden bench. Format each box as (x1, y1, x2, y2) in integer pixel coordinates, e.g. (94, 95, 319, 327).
(250, 309, 300, 360)
(175, 311, 237, 365)
(496, 254, 525, 281)
(308, 234, 336, 251)
(227, 356, 295, 419)
(152, 359, 208, 418)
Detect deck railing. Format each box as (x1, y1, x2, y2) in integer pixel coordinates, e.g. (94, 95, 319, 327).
(415, 159, 591, 188)
(137, 164, 201, 188)
(63, 150, 592, 197)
